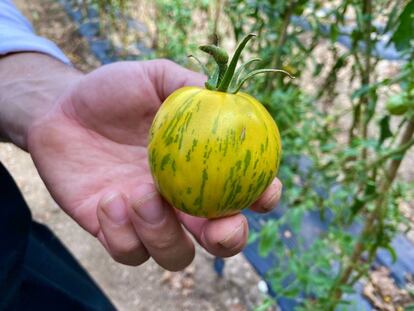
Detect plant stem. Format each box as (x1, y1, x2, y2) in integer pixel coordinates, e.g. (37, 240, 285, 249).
(199, 45, 228, 86)
(265, 2, 296, 91)
(152, 2, 159, 50)
(217, 34, 255, 92)
(326, 116, 414, 310)
(274, 3, 295, 73)
(211, 0, 222, 45)
(361, 0, 373, 161)
(348, 103, 361, 143)
(348, 0, 373, 146)
(327, 212, 375, 310)
(382, 117, 414, 188)
(367, 136, 414, 171)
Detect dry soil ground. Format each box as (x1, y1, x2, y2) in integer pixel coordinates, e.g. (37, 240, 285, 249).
(0, 1, 270, 310)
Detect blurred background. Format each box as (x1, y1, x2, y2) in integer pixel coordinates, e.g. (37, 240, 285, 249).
(2, 0, 414, 310)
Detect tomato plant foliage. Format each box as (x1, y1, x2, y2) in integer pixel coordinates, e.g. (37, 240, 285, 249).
(151, 1, 414, 309)
(86, 0, 414, 309)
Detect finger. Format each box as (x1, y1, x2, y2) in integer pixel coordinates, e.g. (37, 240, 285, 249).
(143, 59, 207, 101)
(177, 211, 248, 258)
(249, 178, 283, 213)
(127, 184, 195, 271)
(97, 191, 150, 266)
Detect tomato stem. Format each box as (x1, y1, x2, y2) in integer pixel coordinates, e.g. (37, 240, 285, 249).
(199, 45, 228, 87)
(188, 54, 209, 75)
(230, 58, 262, 90)
(217, 33, 256, 92)
(231, 69, 294, 94)
(196, 33, 294, 93)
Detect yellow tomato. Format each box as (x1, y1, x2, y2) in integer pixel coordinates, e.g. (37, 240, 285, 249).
(148, 86, 281, 218)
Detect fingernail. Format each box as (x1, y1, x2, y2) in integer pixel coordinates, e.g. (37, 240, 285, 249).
(133, 192, 165, 224)
(102, 193, 127, 224)
(219, 221, 246, 249)
(263, 185, 282, 211)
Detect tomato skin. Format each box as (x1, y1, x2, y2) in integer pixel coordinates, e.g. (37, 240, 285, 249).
(386, 94, 409, 116)
(148, 86, 281, 218)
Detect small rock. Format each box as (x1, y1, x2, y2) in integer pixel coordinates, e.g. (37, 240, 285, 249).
(258, 280, 268, 293)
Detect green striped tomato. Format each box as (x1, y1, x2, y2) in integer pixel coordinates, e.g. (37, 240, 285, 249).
(148, 86, 281, 218)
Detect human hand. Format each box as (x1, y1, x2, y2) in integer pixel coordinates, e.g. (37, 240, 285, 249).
(27, 59, 282, 270)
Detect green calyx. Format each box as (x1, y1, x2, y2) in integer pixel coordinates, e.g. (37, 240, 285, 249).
(189, 33, 294, 94)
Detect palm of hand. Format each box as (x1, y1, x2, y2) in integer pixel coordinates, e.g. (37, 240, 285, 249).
(27, 60, 282, 270)
(28, 61, 172, 234)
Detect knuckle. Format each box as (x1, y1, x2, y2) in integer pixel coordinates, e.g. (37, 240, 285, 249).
(149, 230, 180, 251)
(114, 239, 141, 256)
(157, 58, 176, 67)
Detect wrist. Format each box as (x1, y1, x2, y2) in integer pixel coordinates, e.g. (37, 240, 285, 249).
(0, 52, 84, 150)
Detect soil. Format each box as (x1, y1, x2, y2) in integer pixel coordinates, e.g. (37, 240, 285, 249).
(1, 1, 271, 311)
(363, 267, 412, 311)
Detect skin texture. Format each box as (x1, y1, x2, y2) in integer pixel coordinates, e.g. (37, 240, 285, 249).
(0, 53, 283, 271)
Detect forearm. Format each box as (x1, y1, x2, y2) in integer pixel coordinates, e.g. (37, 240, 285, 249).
(0, 52, 83, 151)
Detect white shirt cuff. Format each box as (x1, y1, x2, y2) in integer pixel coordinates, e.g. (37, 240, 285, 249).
(0, 0, 70, 64)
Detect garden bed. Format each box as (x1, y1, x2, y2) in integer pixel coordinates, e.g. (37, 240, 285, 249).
(7, 0, 414, 310)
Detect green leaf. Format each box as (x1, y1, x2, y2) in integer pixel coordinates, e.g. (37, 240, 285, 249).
(391, 0, 414, 51)
(320, 143, 337, 152)
(230, 57, 262, 90)
(232, 69, 294, 94)
(366, 94, 378, 123)
(282, 286, 301, 297)
(384, 1, 402, 34)
(350, 197, 365, 216)
(253, 297, 274, 311)
(351, 84, 371, 100)
(205, 67, 219, 90)
(313, 62, 324, 77)
(248, 231, 260, 244)
(383, 244, 398, 263)
(258, 222, 278, 257)
(350, 29, 363, 47)
(408, 287, 414, 297)
(187, 54, 209, 75)
(379, 115, 393, 145)
(340, 284, 356, 294)
(217, 33, 256, 92)
(364, 182, 377, 196)
(330, 24, 339, 42)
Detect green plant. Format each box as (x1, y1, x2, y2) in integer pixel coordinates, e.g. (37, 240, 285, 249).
(88, 0, 127, 34)
(152, 0, 211, 65)
(247, 0, 414, 310)
(84, 0, 414, 309)
(220, 0, 414, 309)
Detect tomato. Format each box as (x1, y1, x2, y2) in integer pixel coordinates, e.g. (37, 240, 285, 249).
(386, 94, 409, 116)
(148, 34, 291, 218)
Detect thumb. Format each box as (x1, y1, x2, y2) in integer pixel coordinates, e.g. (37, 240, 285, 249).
(143, 59, 207, 101)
